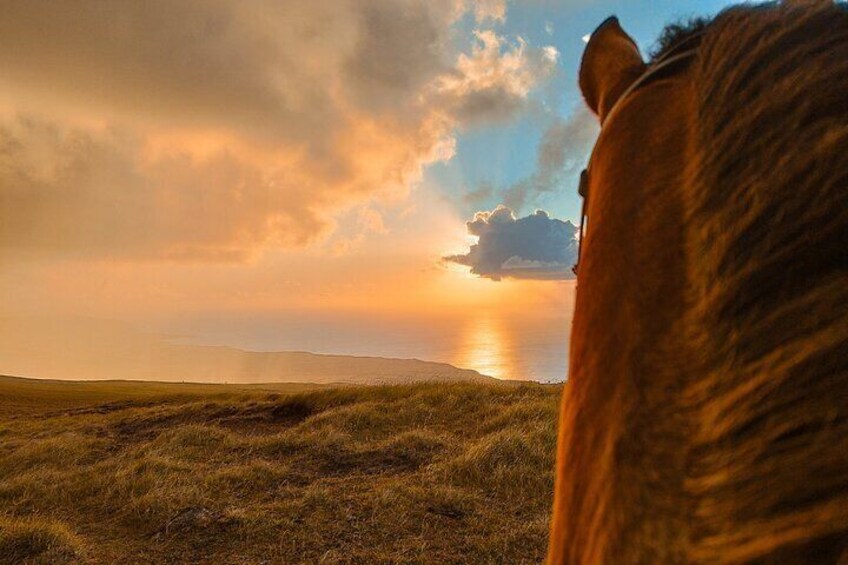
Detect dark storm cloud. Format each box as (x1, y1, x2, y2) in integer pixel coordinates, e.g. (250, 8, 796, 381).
(445, 206, 578, 280)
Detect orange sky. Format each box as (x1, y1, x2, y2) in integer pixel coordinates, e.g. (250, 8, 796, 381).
(1, 184, 570, 322)
(0, 0, 585, 381)
(0, 2, 567, 317)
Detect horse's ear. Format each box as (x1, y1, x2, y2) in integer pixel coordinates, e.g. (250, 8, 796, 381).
(579, 17, 647, 123)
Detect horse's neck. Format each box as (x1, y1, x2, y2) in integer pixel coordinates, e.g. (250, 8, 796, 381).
(549, 78, 697, 564)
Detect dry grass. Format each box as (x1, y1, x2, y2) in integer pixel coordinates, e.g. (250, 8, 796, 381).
(0, 376, 561, 564)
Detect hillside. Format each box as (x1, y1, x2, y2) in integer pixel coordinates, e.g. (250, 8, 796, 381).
(0, 318, 490, 385)
(0, 376, 561, 564)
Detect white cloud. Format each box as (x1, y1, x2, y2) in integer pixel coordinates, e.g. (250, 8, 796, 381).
(433, 30, 559, 125)
(471, 0, 507, 23)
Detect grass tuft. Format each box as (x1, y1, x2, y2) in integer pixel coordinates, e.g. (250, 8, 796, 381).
(0, 517, 85, 565)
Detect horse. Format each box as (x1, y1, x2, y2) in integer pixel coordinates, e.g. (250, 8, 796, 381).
(548, 2, 848, 563)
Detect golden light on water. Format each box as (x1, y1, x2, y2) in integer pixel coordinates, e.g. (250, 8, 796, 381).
(454, 314, 516, 380)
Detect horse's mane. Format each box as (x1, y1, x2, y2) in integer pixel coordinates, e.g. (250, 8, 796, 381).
(649, 17, 712, 62)
(683, 1, 848, 561)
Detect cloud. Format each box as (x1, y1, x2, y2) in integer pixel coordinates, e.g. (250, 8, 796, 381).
(472, 0, 507, 23)
(0, 117, 329, 261)
(445, 205, 578, 280)
(433, 30, 558, 125)
(502, 106, 598, 211)
(0, 0, 557, 261)
(462, 183, 495, 206)
(343, 1, 452, 113)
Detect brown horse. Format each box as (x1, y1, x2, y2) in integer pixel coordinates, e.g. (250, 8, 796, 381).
(548, 2, 848, 563)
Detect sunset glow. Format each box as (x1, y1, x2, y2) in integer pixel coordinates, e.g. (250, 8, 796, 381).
(0, 0, 732, 382)
(455, 314, 513, 379)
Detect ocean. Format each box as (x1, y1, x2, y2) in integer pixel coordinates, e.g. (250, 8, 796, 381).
(164, 309, 573, 383)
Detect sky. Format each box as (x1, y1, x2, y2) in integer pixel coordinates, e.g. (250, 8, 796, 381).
(0, 0, 735, 381)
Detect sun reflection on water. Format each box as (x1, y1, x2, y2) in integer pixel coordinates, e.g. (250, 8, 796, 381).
(453, 314, 516, 380)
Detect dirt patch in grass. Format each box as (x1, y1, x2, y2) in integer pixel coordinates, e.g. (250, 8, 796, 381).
(270, 398, 316, 424)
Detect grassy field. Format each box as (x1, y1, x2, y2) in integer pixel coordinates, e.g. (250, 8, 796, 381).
(0, 376, 561, 564)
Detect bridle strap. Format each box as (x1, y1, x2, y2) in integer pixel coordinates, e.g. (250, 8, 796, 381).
(573, 37, 702, 276)
(597, 49, 700, 136)
(573, 170, 589, 275)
